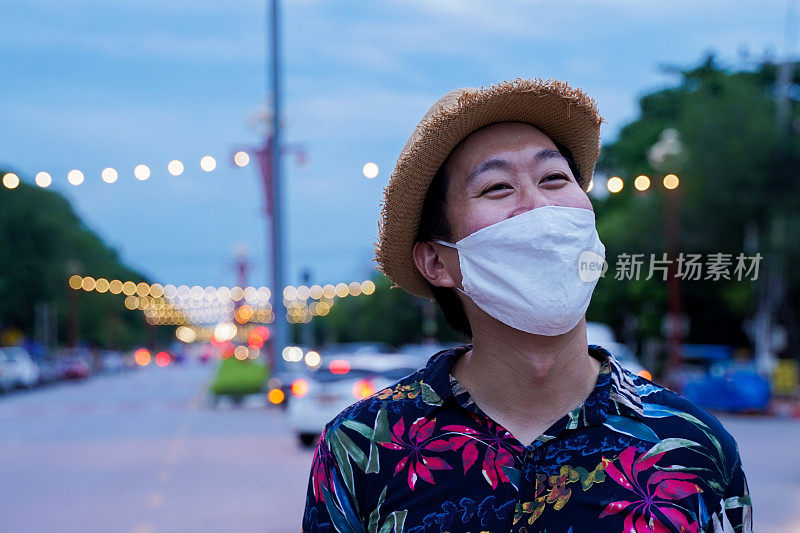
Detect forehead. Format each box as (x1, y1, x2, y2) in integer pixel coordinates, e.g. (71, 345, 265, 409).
(446, 122, 559, 178)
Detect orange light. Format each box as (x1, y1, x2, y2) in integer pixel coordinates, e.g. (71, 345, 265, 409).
(637, 370, 653, 381)
(292, 379, 309, 398)
(268, 389, 285, 404)
(329, 359, 351, 374)
(352, 380, 375, 399)
(248, 326, 269, 348)
(155, 351, 171, 367)
(134, 348, 151, 366)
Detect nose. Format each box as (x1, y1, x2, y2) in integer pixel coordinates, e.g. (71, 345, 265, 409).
(508, 187, 553, 219)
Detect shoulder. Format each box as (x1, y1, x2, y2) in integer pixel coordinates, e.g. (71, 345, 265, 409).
(638, 378, 739, 455)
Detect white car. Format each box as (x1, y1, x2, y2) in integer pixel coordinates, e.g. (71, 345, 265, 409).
(0, 347, 40, 389)
(288, 354, 424, 447)
(586, 322, 651, 380)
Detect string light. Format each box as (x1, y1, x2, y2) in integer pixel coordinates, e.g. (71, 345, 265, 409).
(69, 275, 379, 326)
(2, 173, 20, 189)
(35, 172, 52, 187)
(101, 167, 118, 183)
(167, 160, 184, 176)
(67, 170, 84, 185)
(134, 164, 151, 181)
(5, 152, 252, 189)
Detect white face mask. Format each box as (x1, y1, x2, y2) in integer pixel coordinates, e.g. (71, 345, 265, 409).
(435, 205, 606, 336)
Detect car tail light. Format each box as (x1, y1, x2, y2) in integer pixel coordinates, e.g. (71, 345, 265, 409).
(329, 359, 350, 374)
(292, 379, 309, 398)
(352, 380, 375, 399)
(267, 388, 285, 404)
(637, 370, 652, 381)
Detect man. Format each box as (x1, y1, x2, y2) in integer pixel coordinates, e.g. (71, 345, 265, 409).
(302, 79, 751, 532)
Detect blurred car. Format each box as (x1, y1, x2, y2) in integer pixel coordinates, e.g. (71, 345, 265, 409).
(683, 362, 771, 413)
(288, 354, 424, 447)
(398, 343, 460, 362)
(586, 321, 616, 346)
(586, 322, 652, 380)
(100, 350, 127, 373)
(0, 347, 40, 389)
(56, 355, 92, 380)
(0, 360, 15, 393)
(320, 342, 395, 356)
(35, 359, 60, 385)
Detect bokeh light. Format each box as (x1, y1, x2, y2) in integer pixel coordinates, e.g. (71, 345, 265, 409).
(663, 174, 680, 190)
(234, 151, 250, 167)
(268, 389, 285, 404)
(200, 155, 217, 172)
(101, 167, 118, 183)
(134, 164, 151, 181)
(607, 176, 624, 193)
(134, 348, 151, 366)
(35, 172, 52, 187)
(634, 175, 651, 191)
(155, 351, 171, 367)
(167, 160, 184, 176)
(291, 379, 309, 397)
(67, 170, 84, 186)
(362, 162, 379, 179)
(2, 173, 19, 189)
(304, 350, 321, 368)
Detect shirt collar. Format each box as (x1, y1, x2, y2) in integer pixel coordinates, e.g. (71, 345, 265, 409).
(418, 343, 645, 424)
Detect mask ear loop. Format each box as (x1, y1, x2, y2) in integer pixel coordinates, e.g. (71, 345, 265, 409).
(432, 240, 470, 298)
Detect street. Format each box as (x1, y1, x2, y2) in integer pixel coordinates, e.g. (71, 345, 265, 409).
(0, 363, 798, 533)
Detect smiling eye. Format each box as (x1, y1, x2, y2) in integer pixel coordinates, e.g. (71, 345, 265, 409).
(482, 183, 511, 195)
(542, 172, 569, 182)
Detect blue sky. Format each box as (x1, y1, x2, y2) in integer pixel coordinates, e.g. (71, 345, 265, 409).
(0, 0, 787, 289)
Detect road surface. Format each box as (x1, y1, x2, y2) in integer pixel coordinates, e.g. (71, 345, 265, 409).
(0, 361, 797, 532)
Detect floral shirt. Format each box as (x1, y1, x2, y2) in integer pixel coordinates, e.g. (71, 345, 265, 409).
(302, 345, 752, 533)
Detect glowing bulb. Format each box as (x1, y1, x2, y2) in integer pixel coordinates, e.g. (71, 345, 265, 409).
(35, 172, 52, 187)
(134, 164, 151, 181)
(607, 176, 623, 194)
(234, 151, 250, 167)
(362, 162, 379, 179)
(200, 156, 217, 172)
(663, 174, 679, 190)
(3, 173, 20, 189)
(101, 167, 118, 183)
(361, 280, 376, 295)
(167, 160, 184, 176)
(67, 170, 84, 185)
(634, 175, 650, 191)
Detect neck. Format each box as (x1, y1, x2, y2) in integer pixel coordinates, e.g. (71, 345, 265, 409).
(452, 315, 600, 445)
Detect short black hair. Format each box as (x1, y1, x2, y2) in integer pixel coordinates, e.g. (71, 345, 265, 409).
(414, 132, 583, 339)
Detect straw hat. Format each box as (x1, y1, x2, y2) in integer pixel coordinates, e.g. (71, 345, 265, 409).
(375, 78, 604, 298)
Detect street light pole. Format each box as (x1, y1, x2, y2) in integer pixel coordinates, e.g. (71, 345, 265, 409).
(268, 0, 288, 368)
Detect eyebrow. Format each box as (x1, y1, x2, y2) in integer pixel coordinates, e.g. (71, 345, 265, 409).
(465, 148, 569, 187)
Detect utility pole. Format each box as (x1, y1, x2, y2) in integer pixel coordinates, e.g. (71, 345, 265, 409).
(268, 0, 288, 370)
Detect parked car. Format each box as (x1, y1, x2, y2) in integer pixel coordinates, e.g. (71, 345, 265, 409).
(586, 323, 652, 380)
(0, 359, 15, 393)
(56, 353, 92, 380)
(288, 354, 423, 447)
(0, 347, 40, 389)
(35, 359, 60, 385)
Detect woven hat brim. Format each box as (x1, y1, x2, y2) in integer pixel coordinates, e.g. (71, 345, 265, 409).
(376, 78, 603, 299)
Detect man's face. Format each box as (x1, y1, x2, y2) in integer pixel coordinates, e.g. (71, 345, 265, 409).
(443, 121, 592, 242)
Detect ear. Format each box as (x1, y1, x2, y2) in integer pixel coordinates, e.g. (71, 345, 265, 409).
(412, 241, 459, 288)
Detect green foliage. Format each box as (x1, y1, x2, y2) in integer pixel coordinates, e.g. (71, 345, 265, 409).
(0, 176, 156, 348)
(593, 54, 800, 349)
(209, 356, 268, 397)
(303, 274, 464, 347)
